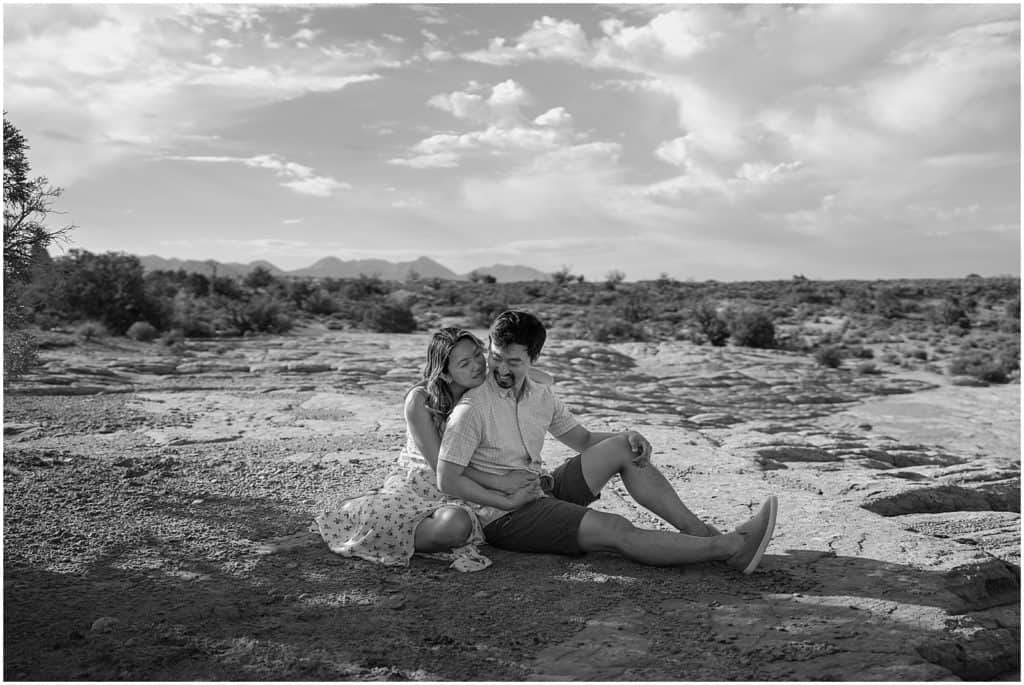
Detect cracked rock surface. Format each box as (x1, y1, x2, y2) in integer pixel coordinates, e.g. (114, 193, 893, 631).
(4, 328, 1019, 681)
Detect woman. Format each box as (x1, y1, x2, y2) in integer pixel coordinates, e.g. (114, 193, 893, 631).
(260, 328, 545, 569)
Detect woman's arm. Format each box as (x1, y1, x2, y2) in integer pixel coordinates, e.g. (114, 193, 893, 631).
(404, 389, 535, 492)
(404, 388, 444, 471)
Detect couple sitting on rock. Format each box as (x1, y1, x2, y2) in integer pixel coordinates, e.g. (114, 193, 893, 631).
(264, 310, 778, 573)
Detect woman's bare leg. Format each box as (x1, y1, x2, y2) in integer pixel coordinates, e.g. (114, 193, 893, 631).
(414, 505, 474, 553)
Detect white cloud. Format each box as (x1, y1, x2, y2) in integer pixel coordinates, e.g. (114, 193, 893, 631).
(3, 5, 389, 184)
(166, 154, 351, 197)
(388, 152, 460, 169)
(463, 16, 590, 64)
(534, 107, 572, 128)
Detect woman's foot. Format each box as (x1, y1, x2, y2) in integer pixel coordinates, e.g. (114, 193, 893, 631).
(726, 496, 778, 574)
(253, 530, 322, 555)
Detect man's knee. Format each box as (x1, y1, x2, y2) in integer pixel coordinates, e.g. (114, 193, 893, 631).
(577, 510, 635, 553)
(430, 506, 473, 547)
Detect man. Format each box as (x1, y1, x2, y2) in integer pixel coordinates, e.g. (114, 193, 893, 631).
(437, 310, 777, 572)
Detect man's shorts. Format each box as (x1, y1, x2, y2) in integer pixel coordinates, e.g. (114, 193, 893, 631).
(482, 454, 599, 555)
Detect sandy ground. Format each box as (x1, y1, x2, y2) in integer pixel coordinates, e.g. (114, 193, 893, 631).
(3, 327, 1019, 680)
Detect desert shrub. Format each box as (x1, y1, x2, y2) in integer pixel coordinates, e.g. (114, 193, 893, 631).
(346, 275, 389, 300)
(76, 320, 109, 340)
(363, 302, 417, 333)
(159, 328, 185, 346)
(617, 292, 652, 324)
(588, 317, 646, 343)
(1005, 296, 1020, 320)
(302, 288, 339, 315)
(225, 296, 293, 335)
(855, 361, 881, 375)
(935, 297, 971, 330)
(126, 321, 159, 342)
(211, 276, 244, 299)
(691, 300, 729, 347)
(874, 289, 904, 318)
(880, 352, 900, 365)
(908, 349, 929, 361)
(3, 328, 38, 380)
(846, 345, 874, 359)
(243, 266, 277, 290)
(464, 299, 507, 328)
(949, 351, 1010, 383)
(171, 292, 216, 338)
(40, 250, 160, 334)
(726, 307, 776, 349)
(813, 345, 843, 368)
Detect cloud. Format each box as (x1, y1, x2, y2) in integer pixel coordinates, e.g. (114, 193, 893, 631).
(534, 107, 572, 128)
(166, 154, 351, 197)
(462, 16, 590, 64)
(460, 4, 1020, 221)
(427, 79, 532, 125)
(3, 4, 391, 184)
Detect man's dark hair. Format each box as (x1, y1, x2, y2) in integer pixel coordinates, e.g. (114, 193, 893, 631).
(490, 310, 547, 361)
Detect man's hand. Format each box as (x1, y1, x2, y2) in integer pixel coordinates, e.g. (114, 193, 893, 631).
(625, 430, 652, 467)
(497, 469, 539, 494)
(505, 481, 543, 509)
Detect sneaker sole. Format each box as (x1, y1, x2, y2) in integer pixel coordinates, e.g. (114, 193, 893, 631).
(741, 495, 778, 574)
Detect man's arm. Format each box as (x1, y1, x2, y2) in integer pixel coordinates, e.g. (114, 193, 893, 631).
(437, 460, 538, 509)
(463, 467, 538, 494)
(437, 401, 541, 507)
(555, 425, 653, 466)
(405, 389, 538, 492)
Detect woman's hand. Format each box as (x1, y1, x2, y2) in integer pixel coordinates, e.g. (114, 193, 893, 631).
(504, 481, 543, 509)
(497, 469, 539, 494)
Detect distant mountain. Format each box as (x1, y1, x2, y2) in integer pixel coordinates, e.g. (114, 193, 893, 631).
(138, 255, 285, 278)
(464, 263, 550, 282)
(290, 256, 459, 281)
(137, 254, 549, 282)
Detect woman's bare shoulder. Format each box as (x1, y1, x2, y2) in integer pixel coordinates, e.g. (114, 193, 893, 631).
(404, 384, 430, 410)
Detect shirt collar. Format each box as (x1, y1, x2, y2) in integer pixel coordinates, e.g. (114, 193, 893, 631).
(486, 372, 533, 400)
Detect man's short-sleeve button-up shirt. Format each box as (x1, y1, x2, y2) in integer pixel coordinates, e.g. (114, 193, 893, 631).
(439, 374, 578, 476)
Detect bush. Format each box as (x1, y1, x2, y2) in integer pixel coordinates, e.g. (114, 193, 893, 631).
(3, 328, 38, 381)
(846, 345, 874, 359)
(302, 288, 339, 315)
(76, 320, 109, 340)
(691, 300, 729, 346)
(949, 352, 1010, 383)
(126, 321, 159, 342)
(363, 302, 417, 333)
(224, 296, 293, 335)
(726, 307, 776, 349)
(41, 250, 160, 334)
(855, 361, 881, 375)
(588, 317, 646, 343)
(814, 345, 843, 368)
(159, 329, 185, 347)
(464, 299, 507, 328)
(935, 297, 971, 330)
(171, 292, 216, 338)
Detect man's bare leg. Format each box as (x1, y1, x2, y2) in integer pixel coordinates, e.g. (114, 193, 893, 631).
(577, 499, 776, 570)
(580, 434, 716, 535)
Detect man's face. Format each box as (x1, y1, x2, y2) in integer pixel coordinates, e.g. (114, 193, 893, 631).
(488, 340, 532, 390)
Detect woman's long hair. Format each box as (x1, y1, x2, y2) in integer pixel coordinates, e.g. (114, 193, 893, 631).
(418, 327, 484, 436)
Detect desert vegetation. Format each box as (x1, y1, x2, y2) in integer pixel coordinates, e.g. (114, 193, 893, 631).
(3, 117, 1019, 388)
(8, 249, 1020, 388)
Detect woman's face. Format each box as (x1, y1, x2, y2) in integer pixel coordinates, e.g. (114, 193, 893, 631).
(446, 338, 486, 391)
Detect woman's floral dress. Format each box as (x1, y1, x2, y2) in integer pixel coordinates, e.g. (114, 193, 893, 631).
(314, 407, 490, 571)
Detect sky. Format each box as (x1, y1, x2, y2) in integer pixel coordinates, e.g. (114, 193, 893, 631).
(3, 2, 1021, 281)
